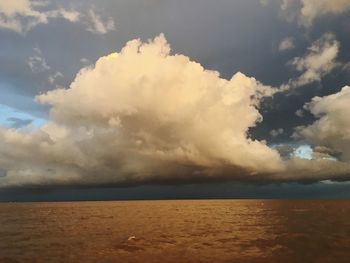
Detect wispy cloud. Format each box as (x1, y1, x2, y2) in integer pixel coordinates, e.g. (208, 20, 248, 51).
(27, 48, 50, 73)
(281, 33, 340, 90)
(26, 47, 63, 85)
(0, 0, 115, 34)
(86, 9, 115, 34)
(278, 37, 295, 52)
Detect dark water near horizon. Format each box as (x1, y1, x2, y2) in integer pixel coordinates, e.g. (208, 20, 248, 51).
(0, 200, 350, 263)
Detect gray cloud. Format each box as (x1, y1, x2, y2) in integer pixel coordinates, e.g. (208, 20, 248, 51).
(273, 144, 294, 159)
(278, 37, 295, 51)
(270, 128, 284, 137)
(0, 168, 6, 177)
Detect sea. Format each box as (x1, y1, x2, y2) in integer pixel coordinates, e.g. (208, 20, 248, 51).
(0, 200, 349, 263)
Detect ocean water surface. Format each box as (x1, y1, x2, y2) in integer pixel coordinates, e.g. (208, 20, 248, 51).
(0, 200, 349, 263)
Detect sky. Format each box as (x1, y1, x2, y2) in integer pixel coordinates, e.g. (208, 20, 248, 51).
(1, 0, 350, 200)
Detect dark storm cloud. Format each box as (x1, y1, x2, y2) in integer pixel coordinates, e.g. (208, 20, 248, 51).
(2, 182, 350, 202)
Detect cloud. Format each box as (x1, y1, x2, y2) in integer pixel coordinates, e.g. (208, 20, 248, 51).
(295, 109, 304, 117)
(0, 34, 286, 187)
(0, 0, 45, 33)
(46, 8, 80, 23)
(0, 0, 74, 33)
(313, 146, 340, 160)
(278, 37, 295, 51)
(296, 86, 350, 162)
(270, 128, 284, 137)
(48, 71, 63, 84)
(282, 33, 340, 90)
(0, 103, 46, 129)
(0, 0, 115, 34)
(27, 47, 63, 85)
(80, 58, 90, 65)
(273, 144, 294, 159)
(283, 158, 350, 182)
(86, 9, 115, 34)
(280, 0, 350, 27)
(1, 34, 350, 188)
(6, 117, 33, 128)
(260, 0, 270, 6)
(27, 55, 50, 72)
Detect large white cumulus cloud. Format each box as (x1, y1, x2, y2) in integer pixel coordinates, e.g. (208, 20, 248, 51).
(0, 34, 286, 187)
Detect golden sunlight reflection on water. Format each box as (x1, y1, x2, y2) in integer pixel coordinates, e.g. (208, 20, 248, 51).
(0, 200, 350, 262)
